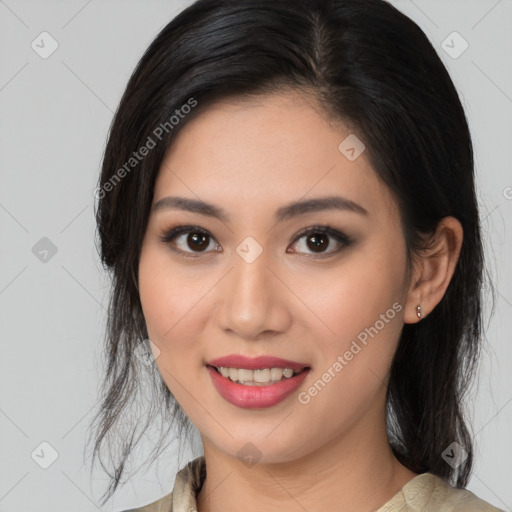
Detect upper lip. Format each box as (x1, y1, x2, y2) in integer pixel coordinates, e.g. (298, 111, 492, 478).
(206, 355, 310, 371)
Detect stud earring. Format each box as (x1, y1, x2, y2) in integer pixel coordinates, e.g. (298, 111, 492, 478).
(416, 305, 422, 319)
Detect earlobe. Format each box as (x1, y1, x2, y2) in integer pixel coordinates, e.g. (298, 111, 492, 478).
(403, 216, 463, 324)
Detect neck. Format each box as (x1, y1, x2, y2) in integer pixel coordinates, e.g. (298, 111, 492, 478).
(196, 397, 418, 512)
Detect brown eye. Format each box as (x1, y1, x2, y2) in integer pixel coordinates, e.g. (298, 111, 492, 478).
(289, 225, 351, 257)
(160, 225, 220, 255)
(187, 232, 210, 251)
(305, 232, 329, 252)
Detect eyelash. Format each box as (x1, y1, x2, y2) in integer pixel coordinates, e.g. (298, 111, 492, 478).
(159, 224, 352, 260)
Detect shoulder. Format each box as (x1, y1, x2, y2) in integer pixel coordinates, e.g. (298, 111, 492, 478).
(427, 474, 505, 511)
(119, 455, 206, 512)
(381, 472, 505, 511)
(120, 492, 172, 512)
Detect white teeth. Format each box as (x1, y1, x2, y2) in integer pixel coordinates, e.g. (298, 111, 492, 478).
(270, 367, 283, 381)
(254, 368, 270, 383)
(219, 367, 230, 378)
(216, 366, 303, 385)
(238, 368, 253, 382)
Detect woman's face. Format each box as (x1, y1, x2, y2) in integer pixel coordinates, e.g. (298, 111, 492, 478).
(138, 90, 413, 463)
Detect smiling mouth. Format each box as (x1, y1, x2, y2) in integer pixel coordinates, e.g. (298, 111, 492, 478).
(207, 365, 310, 386)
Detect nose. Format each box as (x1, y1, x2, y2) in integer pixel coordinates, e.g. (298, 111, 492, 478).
(216, 247, 292, 341)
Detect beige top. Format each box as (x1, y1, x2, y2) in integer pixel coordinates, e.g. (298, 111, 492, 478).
(123, 456, 504, 512)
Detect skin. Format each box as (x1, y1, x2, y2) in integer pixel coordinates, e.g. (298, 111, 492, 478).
(138, 90, 463, 511)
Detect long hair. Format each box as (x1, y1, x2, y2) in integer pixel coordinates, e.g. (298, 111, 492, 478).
(87, 0, 487, 504)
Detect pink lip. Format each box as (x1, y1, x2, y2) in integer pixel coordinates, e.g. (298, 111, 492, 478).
(207, 366, 311, 409)
(205, 355, 312, 409)
(206, 354, 310, 371)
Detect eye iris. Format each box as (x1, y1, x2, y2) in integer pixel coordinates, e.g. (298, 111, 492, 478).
(307, 233, 328, 252)
(188, 232, 209, 251)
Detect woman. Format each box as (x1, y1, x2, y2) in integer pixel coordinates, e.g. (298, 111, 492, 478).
(88, 0, 503, 510)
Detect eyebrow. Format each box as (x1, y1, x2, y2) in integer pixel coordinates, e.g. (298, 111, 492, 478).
(152, 195, 368, 222)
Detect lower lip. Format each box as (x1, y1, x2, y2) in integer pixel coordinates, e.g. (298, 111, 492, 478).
(206, 366, 310, 409)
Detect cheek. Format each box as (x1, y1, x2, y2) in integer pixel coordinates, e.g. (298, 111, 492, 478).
(304, 247, 405, 332)
(138, 247, 216, 412)
(297, 239, 407, 378)
(138, 246, 208, 367)
(292, 254, 406, 432)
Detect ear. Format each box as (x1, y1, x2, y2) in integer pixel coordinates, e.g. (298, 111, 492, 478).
(403, 216, 463, 324)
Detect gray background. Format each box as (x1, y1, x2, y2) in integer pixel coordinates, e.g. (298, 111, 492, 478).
(0, 0, 511, 511)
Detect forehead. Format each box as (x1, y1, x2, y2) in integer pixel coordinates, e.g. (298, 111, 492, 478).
(153, 90, 396, 220)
